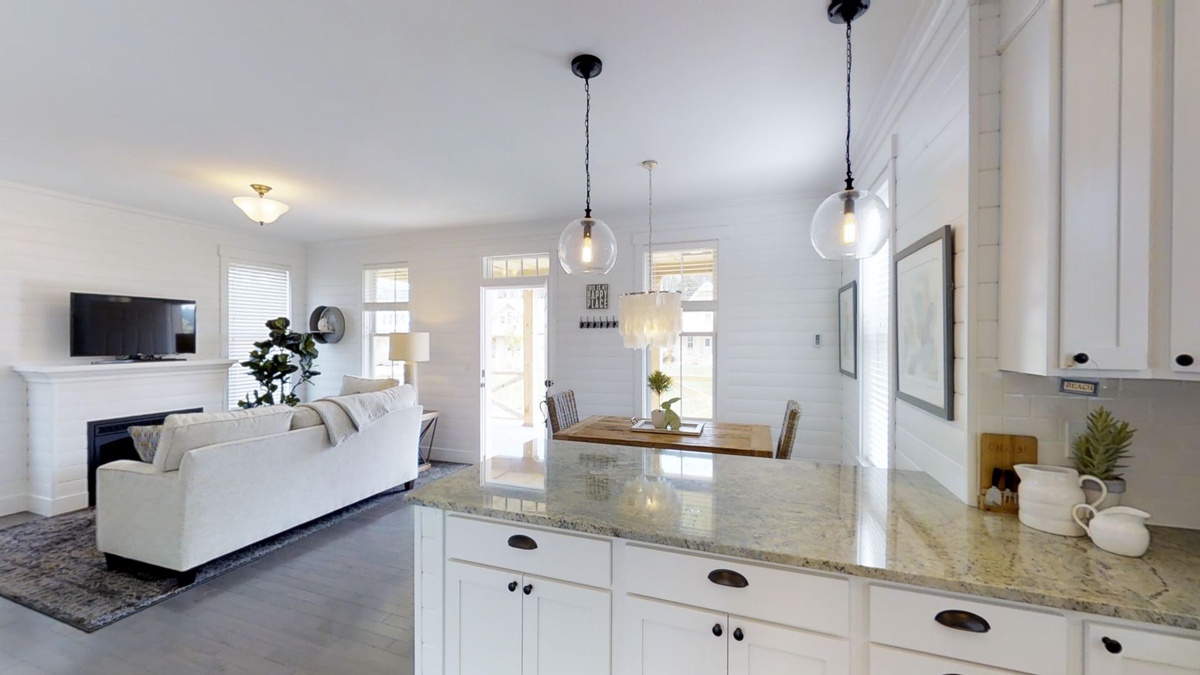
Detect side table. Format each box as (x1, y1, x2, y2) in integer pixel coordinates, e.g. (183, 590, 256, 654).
(418, 410, 440, 473)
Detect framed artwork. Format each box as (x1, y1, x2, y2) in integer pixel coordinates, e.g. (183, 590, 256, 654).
(894, 225, 954, 420)
(838, 281, 857, 379)
(586, 283, 609, 310)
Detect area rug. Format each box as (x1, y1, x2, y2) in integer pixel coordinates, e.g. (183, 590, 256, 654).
(0, 461, 469, 632)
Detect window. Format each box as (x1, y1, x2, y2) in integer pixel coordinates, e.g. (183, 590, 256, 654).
(859, 181, 891, 468)
(484, 253, 552, 279)
(646, 247, 717, 420)
(364, 265, 411, 379)
(227, 262, 291, 409)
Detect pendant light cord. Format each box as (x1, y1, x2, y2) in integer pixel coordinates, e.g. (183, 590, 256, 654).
(844, 20, 854, 192)
(584, 76, 592, 218)
(646, 165, 654, 292)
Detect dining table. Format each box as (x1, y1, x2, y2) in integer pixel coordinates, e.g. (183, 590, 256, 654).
(552, 415, 774, 459)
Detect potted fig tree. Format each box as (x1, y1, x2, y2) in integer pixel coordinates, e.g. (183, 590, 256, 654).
(1071, 406, 1135, 510)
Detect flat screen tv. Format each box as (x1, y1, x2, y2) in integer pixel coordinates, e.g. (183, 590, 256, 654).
(70, 293, 197, 359)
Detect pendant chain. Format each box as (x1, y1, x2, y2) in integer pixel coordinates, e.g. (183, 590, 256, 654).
(584, 77, 592, 217)
(845, 20, 854, 192)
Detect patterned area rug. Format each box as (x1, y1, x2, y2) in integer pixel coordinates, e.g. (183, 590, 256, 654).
(0, 461, 469, 632)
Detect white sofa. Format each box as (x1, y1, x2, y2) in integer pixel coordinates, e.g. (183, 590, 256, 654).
(96, 392, 422, 576)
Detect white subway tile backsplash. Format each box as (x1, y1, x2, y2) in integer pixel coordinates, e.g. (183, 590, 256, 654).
(976, 244, 999, 283)
(979, 92, 1000, 132)
(975, 206, 999, 246)
(978, 131, 1000, 170)
(978, 169, 1000, 208)
(1002, 393, 1031, 418)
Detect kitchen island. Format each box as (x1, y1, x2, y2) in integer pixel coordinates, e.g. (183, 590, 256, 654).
(407, 441, 1200, 674)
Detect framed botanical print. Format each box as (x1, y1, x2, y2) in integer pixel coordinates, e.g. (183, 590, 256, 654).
(838, 281, 857, 379)
(894, 225, 954, 420)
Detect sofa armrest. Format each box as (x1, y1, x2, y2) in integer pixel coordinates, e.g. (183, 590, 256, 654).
(95, 460, 186, 569)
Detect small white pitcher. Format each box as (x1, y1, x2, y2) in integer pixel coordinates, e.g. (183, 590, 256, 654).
(1072, 505, 1152, 557)
(1013, 464, 1107, 537)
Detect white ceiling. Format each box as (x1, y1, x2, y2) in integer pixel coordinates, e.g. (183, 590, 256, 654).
(0, 1, 918, 241)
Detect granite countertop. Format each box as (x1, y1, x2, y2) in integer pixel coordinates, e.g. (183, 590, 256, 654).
(407, 441, 1200, 630)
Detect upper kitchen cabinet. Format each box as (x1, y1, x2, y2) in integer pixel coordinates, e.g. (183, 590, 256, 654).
(998, 0, 1191, 379)
(1172, 1, 1200, 376)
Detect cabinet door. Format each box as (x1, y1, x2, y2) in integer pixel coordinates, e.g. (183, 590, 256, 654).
(446, 561, 523, 675)
(521, 575, 610, 675)
(728, 617, 849, 675)
(1086, 624, 1200, 674)
(1172, 0, 1200, 375)
(622, 595, 727, 675)
(1059, 0, 1151, 372)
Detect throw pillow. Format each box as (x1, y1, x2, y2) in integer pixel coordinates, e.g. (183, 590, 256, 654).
(154, 405, 295, 472)
(128, 424, 164, 463)
(340, 375, 400, 396)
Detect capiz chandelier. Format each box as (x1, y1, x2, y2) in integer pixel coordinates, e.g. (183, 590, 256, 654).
(619, 161, 682, 350)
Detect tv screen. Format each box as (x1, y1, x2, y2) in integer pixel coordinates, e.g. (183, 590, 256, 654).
(70, 293, 197, 358)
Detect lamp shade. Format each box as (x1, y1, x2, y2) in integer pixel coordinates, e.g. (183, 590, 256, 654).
(233, 196, 289, 225)
(810, 188, 888, 260)
(618, 292, 682, 349)
(389, 332, 430, 362)
(558, 216, 617, 275)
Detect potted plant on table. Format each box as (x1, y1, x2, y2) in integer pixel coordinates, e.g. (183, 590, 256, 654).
(646, 370, 681, 430)
(1071, 406, 1135, 510)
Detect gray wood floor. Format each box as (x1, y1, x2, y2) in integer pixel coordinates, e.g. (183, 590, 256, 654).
(0, 498, 417, 675)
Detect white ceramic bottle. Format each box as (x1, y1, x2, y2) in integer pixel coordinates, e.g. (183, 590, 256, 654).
(1013, 464, 1107, 537)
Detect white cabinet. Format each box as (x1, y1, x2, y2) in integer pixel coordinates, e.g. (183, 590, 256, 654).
(445, 561, 610, 675)
(1171, 0, 1200, 377)
(1085, 624, 1200, 674)
(869, 645, 1022, 674)
(622, 595, 849, 675)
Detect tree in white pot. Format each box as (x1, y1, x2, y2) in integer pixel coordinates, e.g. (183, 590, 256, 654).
(1071, 406, 1135, 510)
(646, 370, 674, 429)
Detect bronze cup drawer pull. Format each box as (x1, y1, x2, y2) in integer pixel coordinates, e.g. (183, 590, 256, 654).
(507, 534, 538, 550)
(707, 568, 749, 589)
(934, 609, 991, 633)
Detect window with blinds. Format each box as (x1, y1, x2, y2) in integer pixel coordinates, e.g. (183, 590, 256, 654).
(646, 246, 717, 420)
(227, 263, 291, 409)
(364, 264, 411, 379)
(860, 184, 891, 468)
(483, 253, 551, 278)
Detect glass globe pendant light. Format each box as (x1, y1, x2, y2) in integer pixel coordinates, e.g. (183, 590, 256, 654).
(558, 54, 617, 275)
(618, 161, 682, 350)
(811, 0, 888, 260)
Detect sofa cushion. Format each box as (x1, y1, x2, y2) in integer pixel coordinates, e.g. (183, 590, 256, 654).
(154, 405, 294, 472)
(290, 406, 324, 430)
(128, 424, 164, 463)
(340, 375, 400, 396)
(390, 383, 417, 410)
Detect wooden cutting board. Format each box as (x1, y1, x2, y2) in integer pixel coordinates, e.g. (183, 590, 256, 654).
(978, 433, 1038, 514)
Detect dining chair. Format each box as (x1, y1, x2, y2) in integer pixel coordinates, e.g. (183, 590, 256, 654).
(544, 390, 580, 434)
(775, 400, 803, 460)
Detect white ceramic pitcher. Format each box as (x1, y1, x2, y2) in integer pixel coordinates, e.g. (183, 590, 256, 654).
(1072, 505, 1152, 557)
(1013, 464, 1107, 537)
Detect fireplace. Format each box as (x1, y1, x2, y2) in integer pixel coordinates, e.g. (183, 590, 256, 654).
(86, 408, 201, 506)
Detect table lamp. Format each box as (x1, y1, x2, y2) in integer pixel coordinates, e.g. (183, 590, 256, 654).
(389, 332, 430, 402)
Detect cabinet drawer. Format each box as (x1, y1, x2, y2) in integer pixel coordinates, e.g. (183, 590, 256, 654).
(869, 586, 1067, 675)
(445, 516, 611, 589)
(623, 544, 849, 637)
(870, 645, 1022, 674)
(1085, 623, 1200, 674)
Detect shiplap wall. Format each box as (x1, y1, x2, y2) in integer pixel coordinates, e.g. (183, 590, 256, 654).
(851, 0, 972, 500)
(305, 196, 843, 464)
(0, 182, 306, 516)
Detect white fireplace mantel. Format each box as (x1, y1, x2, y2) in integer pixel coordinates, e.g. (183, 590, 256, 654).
(14, 358, 235, 515)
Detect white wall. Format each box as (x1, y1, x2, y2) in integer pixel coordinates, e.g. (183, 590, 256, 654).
(0, 181, 306, 516)
(306, 196, 843, 465)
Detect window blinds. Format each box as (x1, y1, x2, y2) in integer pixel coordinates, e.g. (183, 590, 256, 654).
(860, 239, 891, 468)
(364, 265, 410, 307)
(227, 263, 291, 409)
(649, 249, 716, 301)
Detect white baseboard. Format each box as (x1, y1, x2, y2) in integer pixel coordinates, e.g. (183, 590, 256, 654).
(0, 494, 28, 517)
(429, 446, 479, 465)
(27, 493, 87, 517)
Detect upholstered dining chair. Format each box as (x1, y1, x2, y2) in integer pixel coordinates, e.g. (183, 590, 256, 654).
(544, 390, 581, 434)
(775, 400, 803, 460)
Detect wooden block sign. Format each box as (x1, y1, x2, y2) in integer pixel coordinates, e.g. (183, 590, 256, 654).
(977, 433, 1038, 514)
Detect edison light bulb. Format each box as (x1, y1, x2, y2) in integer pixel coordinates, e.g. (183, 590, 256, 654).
(841, 209, 858, 245)
(581, 223, 594, 264)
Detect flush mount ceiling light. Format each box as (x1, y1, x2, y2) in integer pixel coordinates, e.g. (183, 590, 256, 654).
(810, 0, 888, 260)
(558, 54, 617, 275)
(619, 160, 682, 350)
(233, 183, 289, 225)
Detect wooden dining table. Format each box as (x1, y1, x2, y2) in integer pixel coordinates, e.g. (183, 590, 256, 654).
(552, 415, 774, 459)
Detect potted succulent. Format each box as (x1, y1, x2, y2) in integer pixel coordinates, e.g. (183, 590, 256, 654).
(646, 370, 676, 429)
(1070, 406, 1135, 510)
